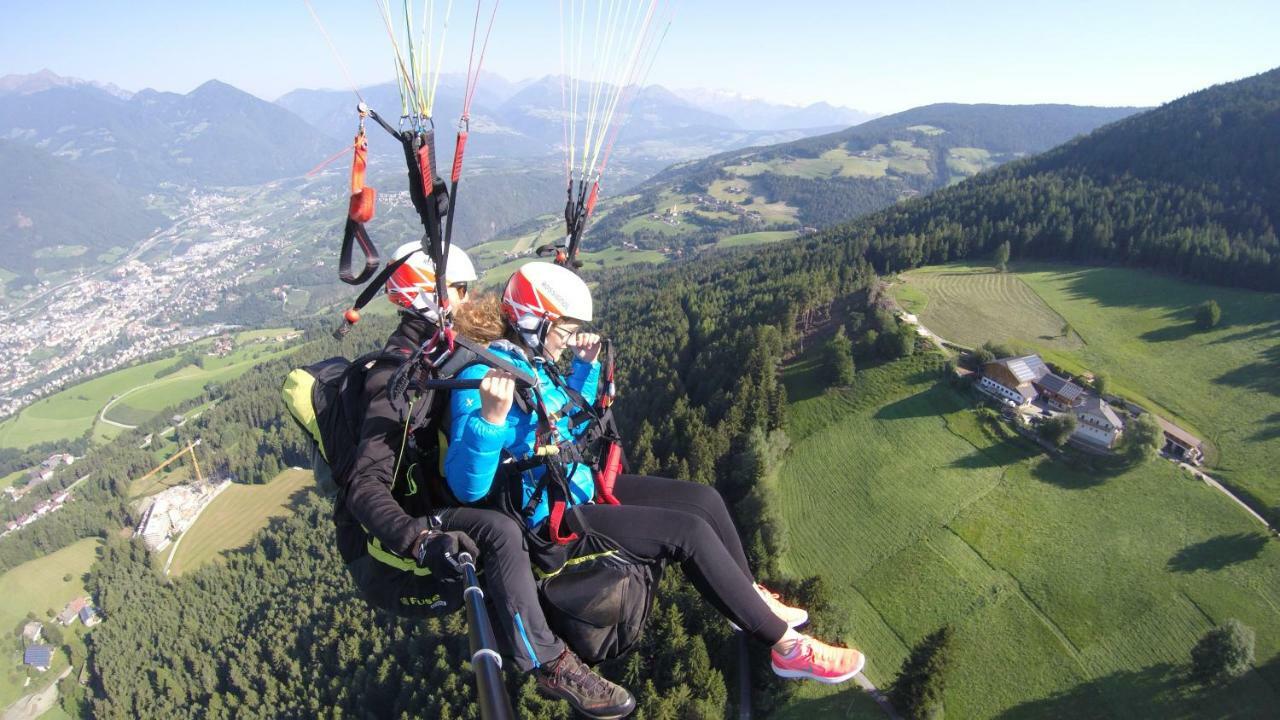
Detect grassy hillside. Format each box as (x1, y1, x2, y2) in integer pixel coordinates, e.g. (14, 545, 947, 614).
(845, 67, 1280, 293)
(776, 354, 1280, 718)
(0, 537, 100, 707)
(0, 328, 298, 449)
(478, 104, 1140, 261)
(890, 262, 1280, 516)
(167, 468, 311, 576)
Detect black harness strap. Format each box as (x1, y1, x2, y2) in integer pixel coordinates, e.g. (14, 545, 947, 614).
(338, 218, 380, 285)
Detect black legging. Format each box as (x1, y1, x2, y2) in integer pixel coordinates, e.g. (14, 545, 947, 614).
(565, 475, 787, 645)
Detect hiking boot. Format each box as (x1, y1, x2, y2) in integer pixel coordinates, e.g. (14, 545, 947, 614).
(771, 636, 866, 684)
(755, 583, 809, 629)
(537, 648, 636, 719)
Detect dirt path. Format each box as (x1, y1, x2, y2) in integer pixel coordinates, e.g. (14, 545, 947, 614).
(854, 674, 902, 719)
(99, 380, 164, 429)
(1, 666, 71, 720)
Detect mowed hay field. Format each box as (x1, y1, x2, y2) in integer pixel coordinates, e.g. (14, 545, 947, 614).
(0, 328, 297, 449)
(775, 354, 1280, 718)
(167, 468, 312, 576)
(890, 267, 1084, 352)
(891, 262, 1280, 514)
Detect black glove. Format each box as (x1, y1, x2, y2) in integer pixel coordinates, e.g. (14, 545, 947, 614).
(413, 529, 479, 577)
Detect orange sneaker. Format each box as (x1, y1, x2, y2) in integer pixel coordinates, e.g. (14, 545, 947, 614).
(756, 584, 809, 629)
(770, 636, 866, 684)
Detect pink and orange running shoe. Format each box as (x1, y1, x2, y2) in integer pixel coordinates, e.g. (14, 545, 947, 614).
(770, 636, 866, 684)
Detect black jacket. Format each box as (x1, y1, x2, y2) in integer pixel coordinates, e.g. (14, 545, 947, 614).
(334, 316, 438, 563)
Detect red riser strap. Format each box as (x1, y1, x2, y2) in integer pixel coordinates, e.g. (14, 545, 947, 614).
(347, 187, 376, 223)
(451, 132, 469, 183)
(547, 500, 580, 545)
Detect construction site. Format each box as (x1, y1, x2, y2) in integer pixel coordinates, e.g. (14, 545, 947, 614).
(132, 441, 229, 552)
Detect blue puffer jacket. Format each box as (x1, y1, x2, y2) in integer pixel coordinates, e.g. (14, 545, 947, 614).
(444, 340, 600, 527)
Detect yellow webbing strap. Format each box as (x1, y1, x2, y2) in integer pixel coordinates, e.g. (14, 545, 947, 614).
(535, 550, 618, 581)
(367, 534, 432, 577)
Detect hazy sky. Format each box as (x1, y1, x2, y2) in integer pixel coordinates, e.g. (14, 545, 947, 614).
(3, 0, 1277, 113)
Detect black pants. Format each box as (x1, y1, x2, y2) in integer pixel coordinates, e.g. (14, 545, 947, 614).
(346, 506, 563, 673)
(567, 475, 787, 645)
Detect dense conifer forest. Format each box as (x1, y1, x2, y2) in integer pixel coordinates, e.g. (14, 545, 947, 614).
(841, 68, 1280, 290)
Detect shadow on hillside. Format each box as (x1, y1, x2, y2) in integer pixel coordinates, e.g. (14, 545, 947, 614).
(1167, 532, 1270, 573)
(1211, 318, 1280, 345)
(1214, 344, 1280, 398)
(1140, 321, 1202, 343)
(1029, 459, 1112, 489)
(873, 393, 937, 420)
(950, 440, 1041, 469)
(776, 686, 883, 719)
(1251, 413, 1280, 442)
(994, 662, 1265, 720)
(1055, 268, 1188, 311)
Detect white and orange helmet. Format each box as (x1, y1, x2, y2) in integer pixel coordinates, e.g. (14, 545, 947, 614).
(385, 241, 477, 311)
(502, 262, 593, 351)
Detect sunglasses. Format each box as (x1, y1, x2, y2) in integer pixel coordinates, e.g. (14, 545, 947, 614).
(548, 323, 580, 340)
(449, 282, 469, 299)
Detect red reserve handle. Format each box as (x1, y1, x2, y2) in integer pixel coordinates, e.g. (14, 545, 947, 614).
(595, 442, 623, 505)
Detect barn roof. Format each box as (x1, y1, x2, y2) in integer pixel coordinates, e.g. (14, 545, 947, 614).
(992, 355, 1050, 383)
(1038, 373, 1084, 402)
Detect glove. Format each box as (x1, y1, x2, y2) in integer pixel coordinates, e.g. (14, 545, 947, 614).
(413, 529, 480, 577)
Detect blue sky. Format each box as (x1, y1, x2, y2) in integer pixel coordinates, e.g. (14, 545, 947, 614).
(2, 0, 1277, 113)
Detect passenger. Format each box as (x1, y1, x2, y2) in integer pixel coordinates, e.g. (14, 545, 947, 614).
(445, 262, 868, 698)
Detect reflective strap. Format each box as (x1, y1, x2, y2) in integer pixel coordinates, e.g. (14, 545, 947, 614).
(405, 463, 419, 497)
(391, 398, 415, 491)
(534, 550, 618, 581)
(367, 535, 432, 576)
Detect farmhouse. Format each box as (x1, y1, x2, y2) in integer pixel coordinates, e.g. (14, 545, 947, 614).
(978, 355, 1050, 405)
(56, 597, 89, 626)
(1073, 396, 1125, 449)
(78, 605, 102, 627)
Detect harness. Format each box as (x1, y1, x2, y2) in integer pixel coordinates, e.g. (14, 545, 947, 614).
(482, 341, 626, 553)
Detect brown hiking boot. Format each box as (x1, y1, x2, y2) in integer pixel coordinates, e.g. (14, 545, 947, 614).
(536, 648, 636, 719)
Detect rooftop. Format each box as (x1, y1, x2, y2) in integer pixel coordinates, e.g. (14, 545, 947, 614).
(1079, 396, 1123, 427)
(23, 645, 53, 667)
(1038, 373, 1085, 402)
(1156, 416, 1203, 449)
(990, 354, 1051, 383)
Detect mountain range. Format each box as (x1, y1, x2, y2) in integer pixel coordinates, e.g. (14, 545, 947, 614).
(0, 70, 868, 281)
(503, 102, 1144, 256)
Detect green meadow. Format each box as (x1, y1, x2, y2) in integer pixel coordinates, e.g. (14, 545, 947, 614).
(0, 538, 101, 708)
(167, 468, 312, 576)
(890, 262, 1280, 514)
(775, 354, 1280, 718)
(0, 329, 297, 449)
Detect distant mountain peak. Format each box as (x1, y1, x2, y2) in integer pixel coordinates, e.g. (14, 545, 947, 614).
(0, 69, 132, 99)
(669, 86, 877, 130)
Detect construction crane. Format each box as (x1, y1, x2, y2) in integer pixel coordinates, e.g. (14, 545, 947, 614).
(135, 439, 205, 488)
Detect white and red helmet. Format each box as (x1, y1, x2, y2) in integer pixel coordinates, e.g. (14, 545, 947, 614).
(385, 241, 477, 310)
(502, 262, 593, 351)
